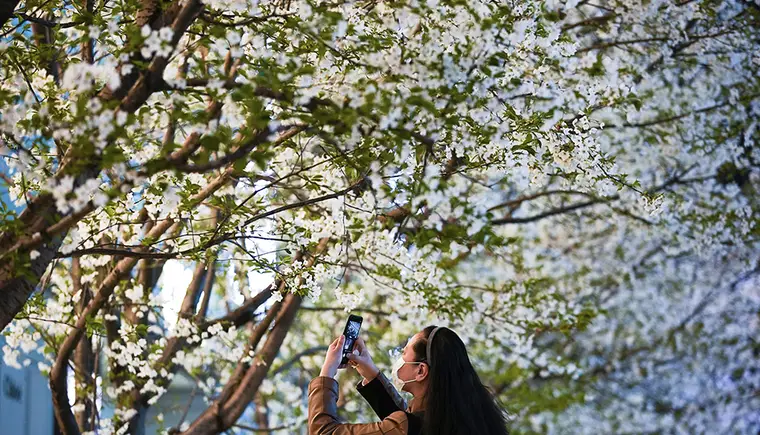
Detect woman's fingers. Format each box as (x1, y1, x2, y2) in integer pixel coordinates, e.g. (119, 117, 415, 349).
(355, 336, 368, 354)
(331, 335, 343, 349)
(348, 350, 369, 366)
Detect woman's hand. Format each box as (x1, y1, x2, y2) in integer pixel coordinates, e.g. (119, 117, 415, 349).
(320, 335, 345, 379)
(347, 337, 380, 385)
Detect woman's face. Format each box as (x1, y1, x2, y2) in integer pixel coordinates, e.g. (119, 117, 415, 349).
(399, 332, 426, 381)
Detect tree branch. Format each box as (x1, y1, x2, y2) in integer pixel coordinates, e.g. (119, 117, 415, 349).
(232, 422, 297, 433)
(72, 258, 95, 433)
(271, 346, 329, 377)
(300, 306, 391, 317)
(610, 91, 760, 129)
(170, 124, 306, 174)
(182, 238, 329, 434)
(49, 170, 232, 433)
(491, 198, 605, 225)
(206, 284, 274, 328)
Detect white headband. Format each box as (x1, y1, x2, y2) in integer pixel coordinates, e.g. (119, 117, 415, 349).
(426, 326, 442, 366)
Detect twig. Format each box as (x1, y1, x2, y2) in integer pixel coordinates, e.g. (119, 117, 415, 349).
(15, 12, 81, 28)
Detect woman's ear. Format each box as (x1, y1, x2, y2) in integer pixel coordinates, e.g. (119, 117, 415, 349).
(417, 362, 430, 381)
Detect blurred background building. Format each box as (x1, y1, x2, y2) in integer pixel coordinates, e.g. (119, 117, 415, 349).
(0, 336, 55, 434)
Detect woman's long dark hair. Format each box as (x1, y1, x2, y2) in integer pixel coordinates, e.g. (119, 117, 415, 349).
(412, 325, 510, 435)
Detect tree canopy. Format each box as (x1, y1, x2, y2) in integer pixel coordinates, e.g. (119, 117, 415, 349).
(0, 0, 758, 433)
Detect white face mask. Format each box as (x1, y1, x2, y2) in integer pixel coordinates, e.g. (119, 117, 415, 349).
(391, 356, 422, 391)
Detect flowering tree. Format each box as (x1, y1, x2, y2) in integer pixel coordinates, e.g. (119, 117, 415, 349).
(1, 0, 758, 433)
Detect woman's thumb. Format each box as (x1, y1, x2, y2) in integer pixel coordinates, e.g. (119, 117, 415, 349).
(347, 350, 360, 361)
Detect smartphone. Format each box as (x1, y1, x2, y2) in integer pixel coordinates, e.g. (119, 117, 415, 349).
(339, 314, 363, 368)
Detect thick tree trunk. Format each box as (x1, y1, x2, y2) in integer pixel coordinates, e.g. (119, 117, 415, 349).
(0, 194, 64, 330)
(72, 259, 95, 432)
(0, 159, 100, 331)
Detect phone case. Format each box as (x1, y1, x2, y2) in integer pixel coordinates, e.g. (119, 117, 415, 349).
(340, 315, 363, 367)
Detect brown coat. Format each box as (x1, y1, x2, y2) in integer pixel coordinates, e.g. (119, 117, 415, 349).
(308, 372, 424, 435)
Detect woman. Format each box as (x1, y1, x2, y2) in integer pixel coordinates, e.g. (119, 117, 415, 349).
(308, 325, 511, 434)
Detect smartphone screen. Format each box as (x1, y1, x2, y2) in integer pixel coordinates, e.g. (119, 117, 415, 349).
(340, 314, 363, 368)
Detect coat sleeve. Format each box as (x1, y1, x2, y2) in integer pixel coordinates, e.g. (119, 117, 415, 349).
(355, 372, 408, 419)
(308, 376, 410, 435)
